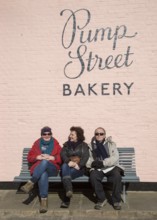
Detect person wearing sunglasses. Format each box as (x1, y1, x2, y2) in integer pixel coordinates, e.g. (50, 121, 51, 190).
(86, 127, 124, 211)
(20, 126, 62, 213)
(60, 126, 89, 208)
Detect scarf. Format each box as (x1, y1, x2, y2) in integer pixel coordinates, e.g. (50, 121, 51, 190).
(93, 139, 109, 160)
(40, 137, 54, 155)
(67, 140, 81, 150)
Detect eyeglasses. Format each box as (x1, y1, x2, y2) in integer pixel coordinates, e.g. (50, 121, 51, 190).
(95, 133, 105, 136)
(42, 133, 52, 136)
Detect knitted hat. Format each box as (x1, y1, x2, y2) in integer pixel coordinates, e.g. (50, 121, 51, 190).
(41, 126, 52, 136)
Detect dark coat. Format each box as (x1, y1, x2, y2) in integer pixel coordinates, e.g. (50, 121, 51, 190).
(61, 141, 89, 169)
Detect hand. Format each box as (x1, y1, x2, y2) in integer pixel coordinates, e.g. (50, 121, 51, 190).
(70, 156, 80, 164)
(47, 155, 55, 161)
(36, 155, 44, 160)
(74, 164, 80, 170)
(68, 161, 76, 167)
(91, 160, 104, 169)
(42, 154, 49, 160)
(42, 154, 55, 161)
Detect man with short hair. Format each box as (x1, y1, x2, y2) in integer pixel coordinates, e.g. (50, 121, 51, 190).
(86, 127, 124, 210)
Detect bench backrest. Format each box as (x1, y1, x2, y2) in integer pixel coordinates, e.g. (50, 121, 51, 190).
(21, 147, 138, 177)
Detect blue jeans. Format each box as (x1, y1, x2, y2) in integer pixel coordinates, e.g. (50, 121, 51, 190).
(31, 160, 58, 198)
(61, 163, 84, 179)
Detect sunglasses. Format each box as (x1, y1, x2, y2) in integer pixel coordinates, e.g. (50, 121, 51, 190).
(42, 133, 52, 136)
(95, 133, 105, 136)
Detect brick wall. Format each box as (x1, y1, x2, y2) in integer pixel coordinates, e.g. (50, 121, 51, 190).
(0, 0, 157, 181)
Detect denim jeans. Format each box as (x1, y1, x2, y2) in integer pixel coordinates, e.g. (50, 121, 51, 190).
(31, 160, 58, 198)
(61, 163, 84, 179)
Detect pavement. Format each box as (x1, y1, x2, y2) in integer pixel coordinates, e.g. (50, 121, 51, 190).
(0, 189, 157, 220)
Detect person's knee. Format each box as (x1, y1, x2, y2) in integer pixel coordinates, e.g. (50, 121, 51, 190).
(61, 163, 70, 175)
(40, 159, 49, 167)
(62, 162, 68, 167)
(40, 171, 48, 181)
(61, 163, 69, 171)
(112, 171, 122, 183)
(90, 170, 99, 182)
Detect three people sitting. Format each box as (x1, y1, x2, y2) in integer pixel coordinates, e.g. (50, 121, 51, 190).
(20, 126, 124, 213)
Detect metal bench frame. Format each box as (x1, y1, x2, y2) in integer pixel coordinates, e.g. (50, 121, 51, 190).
(14, 147, 139, 203)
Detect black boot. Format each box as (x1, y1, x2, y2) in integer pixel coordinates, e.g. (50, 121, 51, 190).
(60, 201, 70, 208)
(60, 194, 71, 208)
(62, 177, 73, 198)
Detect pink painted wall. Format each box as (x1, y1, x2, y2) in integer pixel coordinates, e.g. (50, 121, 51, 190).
(0, 0, 157, 181)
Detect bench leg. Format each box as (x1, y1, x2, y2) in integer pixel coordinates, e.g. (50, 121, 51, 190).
(122, 183, 126, 203)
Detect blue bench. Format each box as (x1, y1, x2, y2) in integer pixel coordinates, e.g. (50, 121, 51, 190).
(14, 147, 139, 203)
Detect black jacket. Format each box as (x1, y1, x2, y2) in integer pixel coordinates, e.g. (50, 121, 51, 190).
(61, 141, 89, 168)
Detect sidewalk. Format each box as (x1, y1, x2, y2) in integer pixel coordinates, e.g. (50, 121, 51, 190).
(0, 190, 157, 220)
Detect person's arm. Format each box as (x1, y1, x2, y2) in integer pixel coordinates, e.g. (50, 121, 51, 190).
(60, 145, 70, 163)
(79, 144, 90, 168)
(27, 141, 41, 163)
(103, 142, 119, 167)
(53, 142, 62, 165)
(86, 145, 94, 168)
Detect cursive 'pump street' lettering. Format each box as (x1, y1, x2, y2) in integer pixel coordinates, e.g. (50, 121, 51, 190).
(60, 8, 137, 80)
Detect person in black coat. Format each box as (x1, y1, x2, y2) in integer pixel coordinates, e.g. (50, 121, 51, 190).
(60, 126, 89, 208)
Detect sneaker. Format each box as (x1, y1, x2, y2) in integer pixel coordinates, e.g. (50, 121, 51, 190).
(94, 199, 107, 210)
(66, 190, 73, 198)
(113, 202, 121, 210)
(60, 201, 70, 208)
(20, 181, 34, 193)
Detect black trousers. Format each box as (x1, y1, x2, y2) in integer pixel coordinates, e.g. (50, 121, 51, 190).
(90, 167, 122, 203)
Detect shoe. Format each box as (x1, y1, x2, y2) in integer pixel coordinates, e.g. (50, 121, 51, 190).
(40, 198, 48, 213)
(66, 190, 73, 198)
(60, 201, 70, 208)
(94, 199, 107, 210)
(20, 181, 34, 193)
(113, 202, 121, 210)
